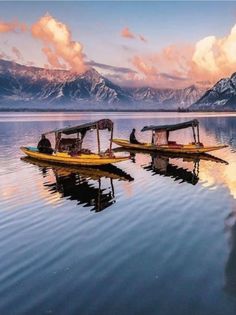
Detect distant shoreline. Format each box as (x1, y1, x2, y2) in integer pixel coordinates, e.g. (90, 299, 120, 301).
(0, 108, 236, 113)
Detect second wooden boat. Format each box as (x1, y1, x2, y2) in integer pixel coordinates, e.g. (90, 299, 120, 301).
(113, 120, 227, 154)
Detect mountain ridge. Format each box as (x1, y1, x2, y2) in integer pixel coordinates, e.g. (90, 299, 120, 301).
(190, 72, 236, 110)
(0, 59, 206, 110)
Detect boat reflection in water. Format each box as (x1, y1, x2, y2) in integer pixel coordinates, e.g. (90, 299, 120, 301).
(144, 153, 200, 185)
(145, 152, 228, 185)
(21, 157, 133, 212)
(115, 147, 228, 186)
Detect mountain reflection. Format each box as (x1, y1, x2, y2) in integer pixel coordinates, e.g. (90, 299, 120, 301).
(225, 211, 236, 296)
(201, 117, 236, 150)
(21, 157, 133, 212)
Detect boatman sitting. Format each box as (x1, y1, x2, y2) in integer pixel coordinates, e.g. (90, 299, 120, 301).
(130, 128, 141, 144)
(37, 135, 53, 154)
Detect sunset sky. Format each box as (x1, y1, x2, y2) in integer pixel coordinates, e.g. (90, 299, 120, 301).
(1, 1, 236, 88)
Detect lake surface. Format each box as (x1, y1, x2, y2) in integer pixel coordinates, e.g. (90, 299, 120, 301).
(1, 112, 236, 315)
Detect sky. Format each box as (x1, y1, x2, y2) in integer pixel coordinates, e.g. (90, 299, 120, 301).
(1, 1, 236, 88)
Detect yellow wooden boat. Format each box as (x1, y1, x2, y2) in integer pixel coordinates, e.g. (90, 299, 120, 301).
(113, 119, 228, 154)
(21, 119, 129, 166)
(20, 147, 129, 166)
(112, 138, 227, 154)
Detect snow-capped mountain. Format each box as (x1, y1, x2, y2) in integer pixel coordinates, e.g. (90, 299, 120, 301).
(128, 85, 205, 108)
(190, 73, 236, 110)
(0, 59, 206, 110)
(0, 59, 132, 107)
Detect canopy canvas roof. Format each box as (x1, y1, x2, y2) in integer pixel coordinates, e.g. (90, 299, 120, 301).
(43, 119, 113, 136)
(141, 119, 199, 133)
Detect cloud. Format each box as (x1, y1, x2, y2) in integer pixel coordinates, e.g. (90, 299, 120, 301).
(88, 60, 136, 74)
(129, 23, 236, 87)
(121, 27, 135, 39)
(87, 60, 138, 86)
(31, 14, 86, 73)
(12, 46, 23, 61)
(132, 55, 157, 77)
(4, 14, 236, 89)
(121, 27, 147, 43)
(191, 24, 236, 81)
(160, 72, 188, 81)
(0, 20, 27, 33)
(130, 22, 236, 87)
(42, 46, 65, 68)
(192, 36, 217, 73)
(131, 52, 192, 88)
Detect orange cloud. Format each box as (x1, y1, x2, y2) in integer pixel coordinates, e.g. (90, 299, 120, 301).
(132, 55, 157, 77)
(31, 14, 86, 73)
(130, 42, 213, 88)
(121, 27, 135, 39)
(130, 23, 236, 87)
(131, 45, 193, 88)
(0, 20, 27, 33)
(121, 27, 147, 43)
(42, 46, 65, 68)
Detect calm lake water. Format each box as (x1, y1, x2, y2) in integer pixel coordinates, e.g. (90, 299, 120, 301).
(1, 112, 236, 315)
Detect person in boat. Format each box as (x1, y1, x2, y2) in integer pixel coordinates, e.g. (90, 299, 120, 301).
(37, 135, 53, 154)
(130, 128, 141, 144)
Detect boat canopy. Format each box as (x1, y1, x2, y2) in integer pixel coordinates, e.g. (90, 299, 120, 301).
(43, 119, 113, 136)
(141, 119, 199, 132)
(43, 119, 114, 155)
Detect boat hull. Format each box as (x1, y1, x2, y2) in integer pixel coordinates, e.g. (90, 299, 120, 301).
(20, 147, 129, 166)
(112, 139, 228, 154)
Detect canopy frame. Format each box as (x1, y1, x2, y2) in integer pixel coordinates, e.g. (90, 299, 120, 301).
(43, 119, 114, 156)
(141, 119, 200, 144)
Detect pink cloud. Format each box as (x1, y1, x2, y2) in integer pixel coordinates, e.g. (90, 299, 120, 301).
(189, 24, 236, 82)
(42, 46, 64, 68)
(0, 20, 27, 33)
(121, 27, 135, 39)
(31, 14, 87, 73)
(121, 27, 147, 43)
(131, 48, 194, 88)
(132, 55, 157, 77)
